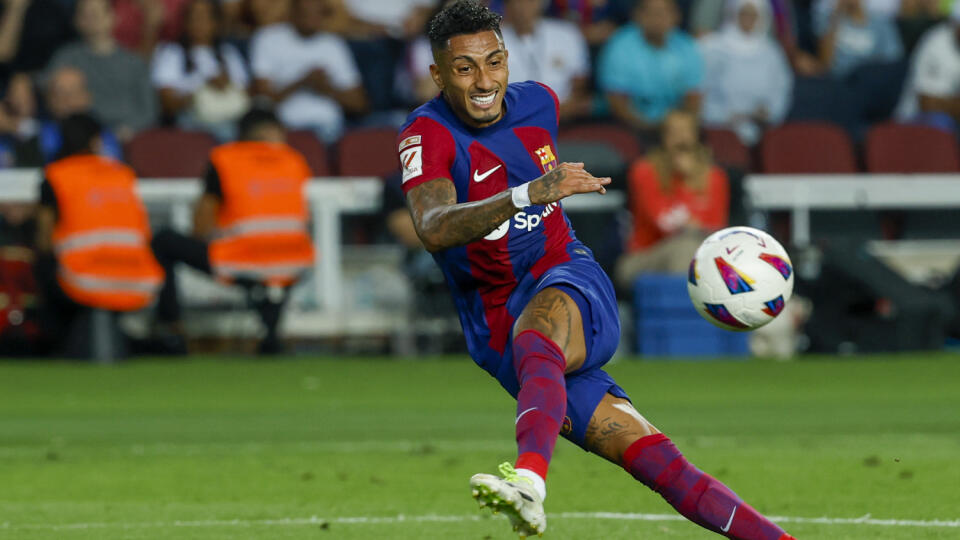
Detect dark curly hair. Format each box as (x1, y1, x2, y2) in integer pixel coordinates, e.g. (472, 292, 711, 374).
(427, 1, 502, 53)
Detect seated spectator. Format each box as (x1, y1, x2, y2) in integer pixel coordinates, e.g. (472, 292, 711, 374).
(250, 0, 369, 141)
(614, 110, 729, 291)
(898, 0, 947, 53)
(0, 72, 40, 167)
(597, 0, 703, 132)
(501, 0, 592, 121)
(113, 0, 191, 57)
(47, 0, 158, 141)
(151, 0, 251, 140)
(221, 0, 292, 42)
(700, 0, 793, 145)
(814, 0, 903, 78)
(39, 67, 123, 163)
(896, 4, 960, 130)
(151, 109, 315, 354)
(337, 0, 436, 114)
(341, 0, 435, 38)
(544, 0, 635, 46)
(0, 0, 75, 89)
(33, 113, 164, 358)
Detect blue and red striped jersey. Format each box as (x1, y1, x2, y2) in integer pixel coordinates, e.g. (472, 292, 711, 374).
(398, 81, 591, 371)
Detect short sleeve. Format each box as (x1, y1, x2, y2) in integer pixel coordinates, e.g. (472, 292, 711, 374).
(150, 43, 185, 89)
(249, 27, 276, 79)
(397, 116, 457, 194)
(322, 36, 363, 90)
(536, 82, 560, 126)
(914, 34, 955, 97)
(596, 31, 633, 93)
(39, 179, 57, 209)
(682, 39, 705, 91)
(203, 164, 223, 199)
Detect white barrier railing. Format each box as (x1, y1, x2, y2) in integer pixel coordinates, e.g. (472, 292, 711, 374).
(0, 169, 623, 324)
(744, 174, 960, 246)
(0, 169, 382, 312)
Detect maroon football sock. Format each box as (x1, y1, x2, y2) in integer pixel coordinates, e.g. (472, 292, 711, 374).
(623, 434, 791, 540)
(512, 329, 567, 480)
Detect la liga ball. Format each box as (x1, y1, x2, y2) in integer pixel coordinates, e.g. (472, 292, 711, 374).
(687, 226, 794, 332)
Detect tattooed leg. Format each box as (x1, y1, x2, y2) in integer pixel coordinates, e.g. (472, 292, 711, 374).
(502, 288, 587, 491)
(587, 395, 793, 540)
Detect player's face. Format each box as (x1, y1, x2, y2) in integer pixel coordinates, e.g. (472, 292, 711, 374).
(431, 30, 509, 129)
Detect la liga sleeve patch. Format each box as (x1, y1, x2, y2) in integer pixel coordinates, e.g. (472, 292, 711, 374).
(400, 146, 423, 183)
(396, 116, 457, 194)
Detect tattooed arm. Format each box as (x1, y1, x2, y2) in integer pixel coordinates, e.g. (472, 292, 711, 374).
(406, 163, 611, 252)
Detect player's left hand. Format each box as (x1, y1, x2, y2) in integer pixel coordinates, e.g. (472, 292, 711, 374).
(528, 162, 611, 205)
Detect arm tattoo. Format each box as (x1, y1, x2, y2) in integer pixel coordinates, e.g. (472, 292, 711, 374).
(406, 178, 518, 252)
(528, 167, 568, 205)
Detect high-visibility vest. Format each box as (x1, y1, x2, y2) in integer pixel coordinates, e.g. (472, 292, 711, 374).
(208, 142, 315, 286)
(46, 155, 164, 311)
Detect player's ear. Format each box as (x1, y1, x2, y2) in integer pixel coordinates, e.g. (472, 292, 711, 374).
(429, 63, 444, 91)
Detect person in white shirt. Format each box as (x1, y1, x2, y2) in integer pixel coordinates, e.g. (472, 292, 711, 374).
(896, 3, 960, 130)
(249, 0, 369, 141)
(700, 0, 792, 145)
(151, 0, 251, 140)
(500, 0, 591, 120)
(342, 0, 436, 39)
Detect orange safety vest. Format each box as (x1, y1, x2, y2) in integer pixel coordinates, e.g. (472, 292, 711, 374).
(46, 155, 164, 311)
(208, 142, 315, 286)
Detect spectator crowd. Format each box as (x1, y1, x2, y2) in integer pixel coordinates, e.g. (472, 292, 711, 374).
(3, 0, 960, 357)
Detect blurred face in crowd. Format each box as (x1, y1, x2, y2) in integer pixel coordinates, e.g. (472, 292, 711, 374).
(837, 0, 864, 15)
(505, 0, 545, 35)
(46, 68, 93, 120)
(662, 110, 699, 158)
(636, 0, 678, 47)
(247, 0, 290, 28)
(185, 0, 220, 46)
(738, 3, 759, 34)
(292, 0, 325, 35)
(431, 30, 509, 129)
(247, 122, 286, 143)
(75, 0, 115, 42)
(4, 73, 36, 119)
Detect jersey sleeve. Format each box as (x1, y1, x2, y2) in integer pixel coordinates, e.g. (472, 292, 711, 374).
(397, 116, 456, 195)
(536, 82, 560, 127)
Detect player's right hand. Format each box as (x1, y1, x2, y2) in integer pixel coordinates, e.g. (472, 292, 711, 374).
(528, 162, 611, 205)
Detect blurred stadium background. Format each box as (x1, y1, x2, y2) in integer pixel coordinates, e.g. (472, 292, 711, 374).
(1, 0, 960, 538)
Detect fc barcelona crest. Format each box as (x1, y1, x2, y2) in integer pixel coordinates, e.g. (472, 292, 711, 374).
(535, 145, 558, 172)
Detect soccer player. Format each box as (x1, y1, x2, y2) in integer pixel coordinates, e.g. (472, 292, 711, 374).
(397, 2, 797, 539)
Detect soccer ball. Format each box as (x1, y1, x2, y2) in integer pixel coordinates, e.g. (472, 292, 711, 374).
(687, 226, 794, 332)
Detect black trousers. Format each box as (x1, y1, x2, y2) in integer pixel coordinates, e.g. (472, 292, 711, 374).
(151, 229, 291, 353)
(34, 253, 126, 358)
(151, 229, 212, 324)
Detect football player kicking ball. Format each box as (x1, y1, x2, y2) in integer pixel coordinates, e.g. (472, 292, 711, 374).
(398, 2, 796, 538)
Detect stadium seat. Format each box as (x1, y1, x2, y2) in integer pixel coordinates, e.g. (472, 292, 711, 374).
(335, 126, 399, 178)
(865, 123, 960, 173)
(286, 130, 330, 176)
(760, 122, 858, 173)
(633, 274, 749, 357)
(704, 128, 752, 172)
(559, 123, 644, 163)
(126, 128, 217, 178)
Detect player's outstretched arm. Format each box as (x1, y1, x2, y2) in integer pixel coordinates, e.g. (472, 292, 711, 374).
(406, 163, 610, 252)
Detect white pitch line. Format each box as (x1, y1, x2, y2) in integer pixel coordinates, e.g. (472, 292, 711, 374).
(2, 512, 958, 532)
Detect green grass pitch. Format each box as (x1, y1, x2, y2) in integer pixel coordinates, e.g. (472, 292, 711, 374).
(1, 354, 958, 539)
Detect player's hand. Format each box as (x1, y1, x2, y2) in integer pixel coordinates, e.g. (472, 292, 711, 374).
(528, 162, 611, 205)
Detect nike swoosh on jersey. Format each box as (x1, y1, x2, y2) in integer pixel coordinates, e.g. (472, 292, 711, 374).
(721, 506, 738, 532)
(515, 407, 537, 425)
(473, 165, 503, 182)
